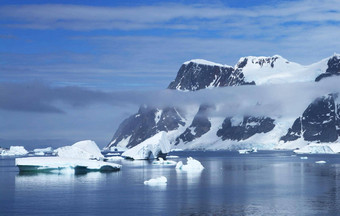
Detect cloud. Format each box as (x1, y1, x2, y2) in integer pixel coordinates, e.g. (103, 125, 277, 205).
(0, 1, 339, 31)
(2, 77, 340, 118)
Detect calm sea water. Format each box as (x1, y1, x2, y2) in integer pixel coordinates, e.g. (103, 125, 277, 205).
(1, 151, 340, 216)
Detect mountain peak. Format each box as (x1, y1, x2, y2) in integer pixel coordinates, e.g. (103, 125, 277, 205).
(183, 59, 231, 68)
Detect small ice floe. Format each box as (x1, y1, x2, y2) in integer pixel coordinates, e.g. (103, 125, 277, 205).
(315, 160, 327, 164)
(170, 149, 183, 152)
(105, 156, 124, 161)
(152, 158, 177, 166)
(0, 146, 28, 156)
(144, 176, 167, 186)
(176, 157, 204, 171)
(166, 155, 179, 159)
(238, 148, 257, 154)
(300, 156, 308, 160)
(106, 152, 121, 156)
(238, 149, 250, 154)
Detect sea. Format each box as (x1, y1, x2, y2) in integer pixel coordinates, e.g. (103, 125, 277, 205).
(1, 151, 340, 216)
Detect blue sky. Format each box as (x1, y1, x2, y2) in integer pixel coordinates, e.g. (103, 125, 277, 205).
(1, 0, 340, 148)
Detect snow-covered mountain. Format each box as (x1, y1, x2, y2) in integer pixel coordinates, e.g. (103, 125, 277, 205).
(106, 54, 340, 151)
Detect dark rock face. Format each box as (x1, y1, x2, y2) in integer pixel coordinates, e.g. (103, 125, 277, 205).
(108, 105, 185, 149)
(168, 61, 252, 91)
(216, 116, 275, 141)
(237, 56, 279, 69)
(281, 94, 340, 143)
(315, 56, 340, 81)
(175, 104, 213, 145)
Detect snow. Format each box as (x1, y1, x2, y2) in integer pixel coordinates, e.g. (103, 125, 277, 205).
(176, 157, 204, 171)
(56, 140, 104, 160)
(152, 158, 177, 166)
(122, 132, 171, 160)
(183, 59, 231, 68)
(0, 146, 28, 156)
(154, 109, 163, 125)
(144, 176, 167, 186)
(315, 160, 326, 164)
(236, 55, 328, 85)
(15, 157, 121, 171)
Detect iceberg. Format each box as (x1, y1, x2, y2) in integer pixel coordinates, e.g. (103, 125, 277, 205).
(15, 157, 121, 172)
(176, 157, 204, 171)
(33, 147, 54, 156)
(152, 158, 177, 166)
(0, 146, 28, 156)
(15, 140, 121, 173)
(315, 160, 327, 164)
(144, 176, 167, 186)
(122, 132, 171, 160)
(56, 140, 104, 160)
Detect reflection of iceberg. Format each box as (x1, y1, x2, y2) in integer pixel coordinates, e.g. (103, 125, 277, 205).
(176, 157, 204, 171)
(152, 158, 177, 166)
(144, 176, 167, 186)
(122, 132, 171, 160)
(15, 140, 121, 173)
(0, 146, 28, 156)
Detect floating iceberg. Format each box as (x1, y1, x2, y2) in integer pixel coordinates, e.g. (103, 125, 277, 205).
(300, 156, 308, 160)
(152, 158, 177, 166)
(176, 157, 204, 171)
(33, 147, 54, 156)
(105, 156, 124, 161)
(122, 132, 171, 160)
(315, 160, 327, 164)
(15, 140, 121, 173)
(144, 176, 167, 186)
(16, 157, 121, 172)
(166, 155, 179, 159)
(56, 140, 104, 160)
(0, 146, 28, 156)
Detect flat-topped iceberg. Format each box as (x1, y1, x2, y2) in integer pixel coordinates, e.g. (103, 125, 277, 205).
(176, 157, 204, 171)
(1, 146, 28, 156)
(144, 176, 167, 186)
(122, 132, 171, 160)
(15, 140, 121, 173)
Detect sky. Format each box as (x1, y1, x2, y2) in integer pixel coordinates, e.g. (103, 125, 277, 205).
(1, 0, 340, 148)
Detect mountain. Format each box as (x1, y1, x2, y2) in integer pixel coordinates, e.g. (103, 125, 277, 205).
(280, 94, 340, 143)
(106, 54, 340, 151)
